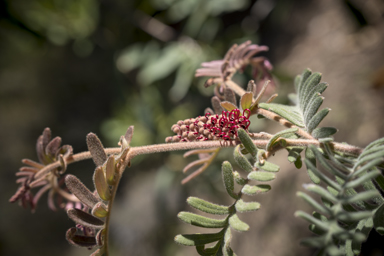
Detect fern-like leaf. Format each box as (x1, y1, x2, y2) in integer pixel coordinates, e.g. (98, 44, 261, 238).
(297, 139, 384, 255)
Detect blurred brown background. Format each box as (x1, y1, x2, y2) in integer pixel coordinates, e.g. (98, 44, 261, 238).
(1, 0, 384, 255)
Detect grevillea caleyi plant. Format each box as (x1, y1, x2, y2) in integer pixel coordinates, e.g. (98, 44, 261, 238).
(9, 41, 384, 256)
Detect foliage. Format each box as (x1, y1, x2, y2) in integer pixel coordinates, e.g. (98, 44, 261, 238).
(8, 39, 384, 256)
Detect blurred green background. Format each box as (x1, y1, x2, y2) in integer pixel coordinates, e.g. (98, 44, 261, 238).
(1, 0, 384, 255)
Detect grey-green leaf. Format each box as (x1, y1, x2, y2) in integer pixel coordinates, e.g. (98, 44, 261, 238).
(266, 128, 298, 151)
(248, 171, 275, 182)
(235, 199, 260, 213)
(312, 127, 338, 139)
(373, 203, 384, 235)
(237, 129, 257, 157)
(229, 214, 249, 232)
(234, 145, 253, 173)
(222, 161, 238, 199)
(174, 232, 223, 246)
(177, 212, 227, 228)
(258, 103, 305, 128)
(241, 184, 271, 195)
(306, 108, 330, 133)
(187, 197, 230, 215)
(304, 147, 320, 184)
(255, 161, 280, 172)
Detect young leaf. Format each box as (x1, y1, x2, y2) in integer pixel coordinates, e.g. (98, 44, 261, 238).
(66, 228, 98, 248)
(92, 202, 108, 218)
(224, 87, 237, 105)
(124, 125, 134, 145)
(233, 171, 247, 185)
(221, 101, 238, 112)
(222, 161, 239, 199)
(211, 96, 223, 114)
(93, 166, 111, 201)
(240, 92, 253, 111)
(67, 208, 105, 229)
(65, 174, 100, 208)
(177, 212, 227, 228)
(187, 197, 230, 215)
(105, 155, 116, 186)
(229, 214, 249, 232)
(87, 133, 107, 167)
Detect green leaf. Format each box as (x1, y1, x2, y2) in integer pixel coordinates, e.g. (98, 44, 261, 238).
(174, 232, 223, 246)
(235, 199, 260, 213)
(241, 184, 271, 195)
(341, 190, 381, 204)
(295, 210, 330, 232)
(266, 128, 298, 151)
(304, 184, 338, 203)
(345, 170, 381, 189)
(247, 171, 275, 182)
(258, 103, 305, 127)
(187, 197, 230, 215)
(234, 145, 254, 173)
(373, 203, 384, 235)
(233, 171, 247, 185)
(287, 147, 303, 163)
(222, 161, 239, 199)
(237, 129, 257, 157)
(304, 147, 318, 185)
(304, 158, 341, 190)
(229, 214, 249, 232)
(306, 108, 330, 133)
(297, 191, 330, 215)
(255, 161, 280, 172)
(177, 212, 227, 228)
(312, 127, 338, 139)
(337, 211, 373, 222)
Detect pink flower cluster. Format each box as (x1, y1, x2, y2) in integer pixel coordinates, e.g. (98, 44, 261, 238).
(166, 108, 251, 143)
